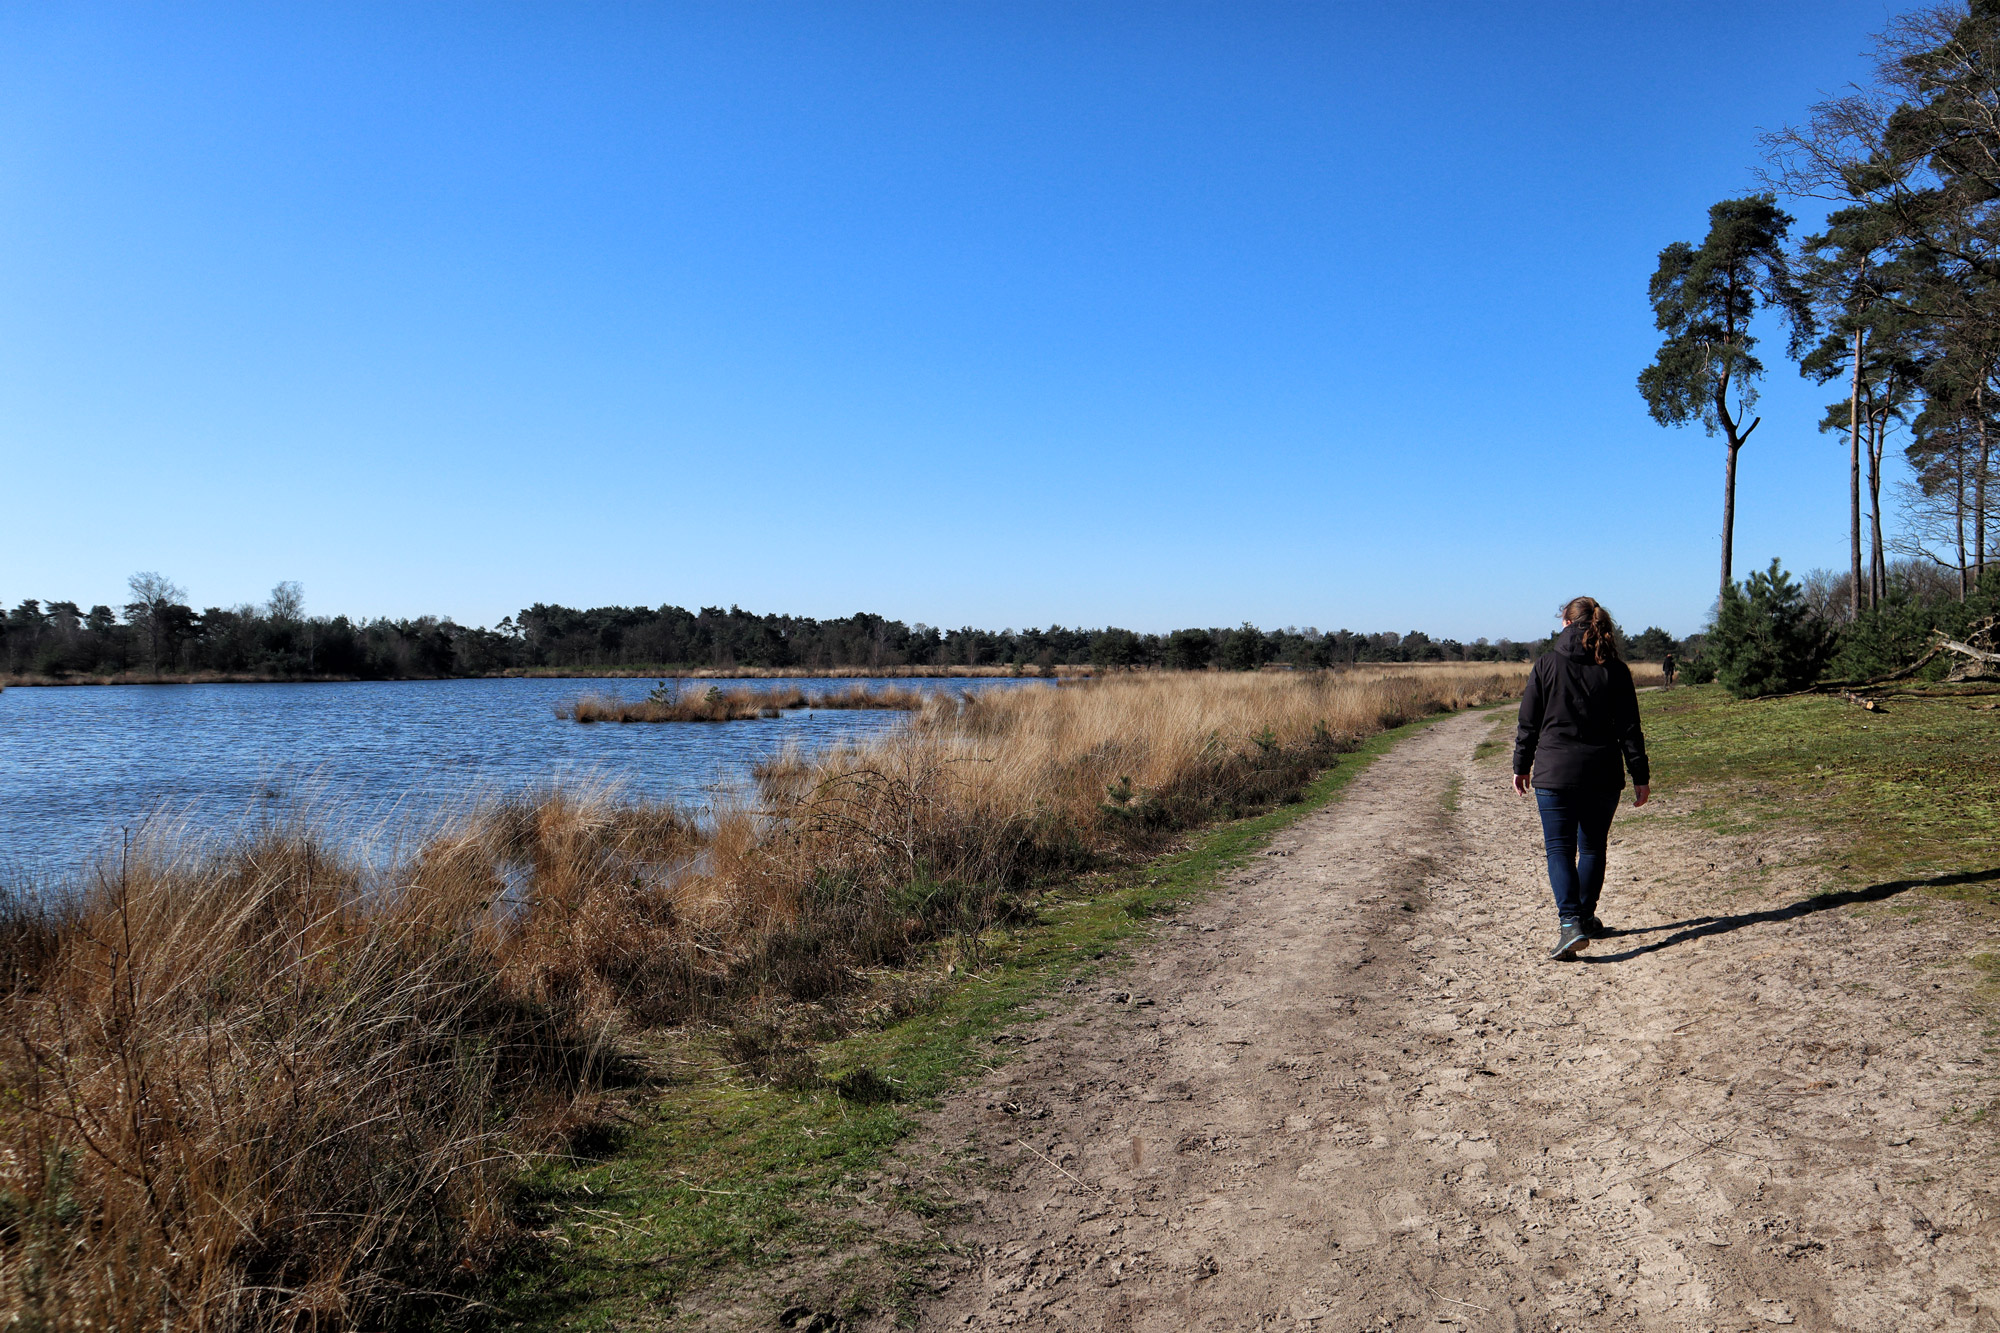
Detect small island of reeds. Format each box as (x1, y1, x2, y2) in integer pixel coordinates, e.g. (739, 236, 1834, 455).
(555, 680, 929, 722)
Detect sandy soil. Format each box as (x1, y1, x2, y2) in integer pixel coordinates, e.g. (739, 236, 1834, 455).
(845, 708, 2000, 1332)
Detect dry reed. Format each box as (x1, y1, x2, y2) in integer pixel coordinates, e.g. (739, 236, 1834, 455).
(557, 683, 926, 723)
(506, 663, 1086, 680)
(0, 666, 1522, 1328)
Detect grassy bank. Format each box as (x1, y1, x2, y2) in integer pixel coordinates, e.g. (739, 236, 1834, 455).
(1640, 683, 2000, 906)
(0, 667, 1523, 1329)
(559, 684, 928, 723)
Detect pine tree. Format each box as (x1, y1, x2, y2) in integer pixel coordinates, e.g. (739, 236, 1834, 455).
(1707, 560, 1834, 699)
(1639, 197, 1815, 602)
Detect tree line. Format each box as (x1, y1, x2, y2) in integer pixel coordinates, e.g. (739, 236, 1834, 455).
(0, 573, 1672, 681)
(509, 601, 1552, 672)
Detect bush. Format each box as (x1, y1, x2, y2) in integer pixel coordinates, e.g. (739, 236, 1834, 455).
(1707, 560, 1833, 699)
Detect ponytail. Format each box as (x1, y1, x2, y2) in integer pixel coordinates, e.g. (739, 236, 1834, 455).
(1560, 596, 1622, 665)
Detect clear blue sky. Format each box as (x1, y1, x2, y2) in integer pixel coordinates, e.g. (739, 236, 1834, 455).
(0, 2, 1904, 639)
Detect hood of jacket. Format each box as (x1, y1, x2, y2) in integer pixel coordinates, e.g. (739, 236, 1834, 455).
(1554, 623, 1593, 661)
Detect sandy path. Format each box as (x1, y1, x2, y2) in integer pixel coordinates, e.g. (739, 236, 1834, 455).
(892, 708, 1998, 1332)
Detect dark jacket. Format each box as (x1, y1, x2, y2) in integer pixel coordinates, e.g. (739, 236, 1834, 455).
(1513, 625, 1650, 791)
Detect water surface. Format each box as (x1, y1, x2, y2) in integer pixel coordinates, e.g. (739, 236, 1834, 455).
(0, 676, 1038, 879)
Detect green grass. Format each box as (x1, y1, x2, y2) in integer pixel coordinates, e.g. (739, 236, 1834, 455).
(1640, 684, 2000, 907)
(496, 709, 1474, 1329)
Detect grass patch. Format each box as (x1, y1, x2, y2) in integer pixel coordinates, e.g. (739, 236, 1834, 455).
(497, 710, 1467, 1329)
(1640, 684, 2000, 907)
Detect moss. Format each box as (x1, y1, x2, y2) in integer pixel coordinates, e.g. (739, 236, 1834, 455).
(1640, 684, 2000, 908)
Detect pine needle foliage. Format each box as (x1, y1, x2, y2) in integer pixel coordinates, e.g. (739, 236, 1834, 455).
(1707, 560, 1835, 698)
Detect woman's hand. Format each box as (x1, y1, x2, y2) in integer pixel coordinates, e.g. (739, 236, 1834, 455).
(1513, 774, 1531, 796)
(1634, 784, 1651, 807)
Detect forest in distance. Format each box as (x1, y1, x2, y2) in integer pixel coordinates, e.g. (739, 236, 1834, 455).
(0, 573, 1687, 682)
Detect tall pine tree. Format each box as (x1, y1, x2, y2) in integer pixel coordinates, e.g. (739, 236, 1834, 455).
(1639, 196, 1814, 602)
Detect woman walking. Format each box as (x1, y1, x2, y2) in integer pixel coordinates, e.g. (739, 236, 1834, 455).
(1512, 596, 1651, 961)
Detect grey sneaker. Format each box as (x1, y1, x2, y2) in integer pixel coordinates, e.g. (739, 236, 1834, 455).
(1549, 923, 1589, 961)
(1585, 914, 1608, 937)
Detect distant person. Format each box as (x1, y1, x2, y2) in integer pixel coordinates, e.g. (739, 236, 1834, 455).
(1513, 596, 1651, 961)
(1662, 649, 1677, 687)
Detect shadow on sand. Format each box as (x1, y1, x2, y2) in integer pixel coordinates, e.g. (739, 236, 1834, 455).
(1580, 866, 2000, 964)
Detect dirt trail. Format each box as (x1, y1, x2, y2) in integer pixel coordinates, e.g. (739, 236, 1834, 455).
(885, 709, 1997, 1332)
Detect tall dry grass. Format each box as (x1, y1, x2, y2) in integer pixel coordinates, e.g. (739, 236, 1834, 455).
(0, 666, 1522, 1328)
(557, 683, 926, 723)
(0, 799, 695, 1329)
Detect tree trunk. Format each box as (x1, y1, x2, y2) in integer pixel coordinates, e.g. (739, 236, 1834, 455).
(1978, 385, 1991, 592)
(1849, 327, 1865, 619)
(1958, 446, 1970, 601)
(1868, 412, 1886, 606)
(1721, 439, 1740, 603)
(1712, 329, 1754, 606)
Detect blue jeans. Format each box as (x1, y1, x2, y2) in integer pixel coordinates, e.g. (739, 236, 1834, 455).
(1534, 786, 1620, 925)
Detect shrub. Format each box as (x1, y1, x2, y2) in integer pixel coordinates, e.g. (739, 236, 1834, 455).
(1707, 560, 1833, 698)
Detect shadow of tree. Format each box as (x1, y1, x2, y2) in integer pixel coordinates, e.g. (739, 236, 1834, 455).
(1582, 866, 2000, 964)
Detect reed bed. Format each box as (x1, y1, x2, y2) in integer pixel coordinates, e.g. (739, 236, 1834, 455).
(0, 665, 1522, 1329)
(557, 682, 928, 722)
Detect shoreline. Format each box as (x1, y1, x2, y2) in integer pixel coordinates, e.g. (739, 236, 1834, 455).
(0, 665, 1088, 688)
(0, 661, 1564, 689)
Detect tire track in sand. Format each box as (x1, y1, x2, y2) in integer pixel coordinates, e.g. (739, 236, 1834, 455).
(894, 708, 1997, 1332)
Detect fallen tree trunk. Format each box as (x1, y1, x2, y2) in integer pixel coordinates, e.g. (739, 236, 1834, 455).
(1808, 645, 1945, 693)
(1941, 637, 2000, 665)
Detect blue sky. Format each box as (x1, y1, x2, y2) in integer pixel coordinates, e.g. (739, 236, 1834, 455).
(0, 2, 1905, 639)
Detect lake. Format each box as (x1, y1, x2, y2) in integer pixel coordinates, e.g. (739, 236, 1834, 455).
(0, 675, 1043, 882)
